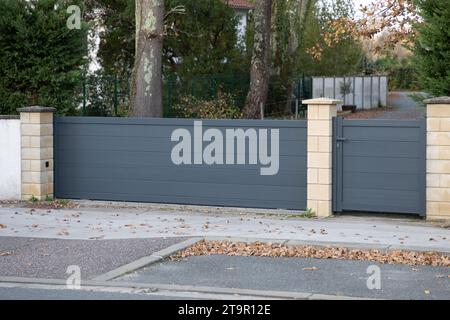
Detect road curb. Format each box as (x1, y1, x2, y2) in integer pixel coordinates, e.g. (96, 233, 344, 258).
(92, 237, 203, 281)
(0, 277, 376, 300)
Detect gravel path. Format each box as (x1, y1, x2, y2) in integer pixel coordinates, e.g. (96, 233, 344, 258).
(373, 91, 427, 119)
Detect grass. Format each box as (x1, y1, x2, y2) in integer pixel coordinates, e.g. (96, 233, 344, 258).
(286, 209, 316, 219)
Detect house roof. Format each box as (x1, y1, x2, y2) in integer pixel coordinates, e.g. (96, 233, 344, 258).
(223, 0, 255, 10)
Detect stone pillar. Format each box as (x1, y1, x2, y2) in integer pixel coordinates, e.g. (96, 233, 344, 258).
(17, 106, 55, 201)
(425, 97, 450, 221)
(303, 98, 341, 218)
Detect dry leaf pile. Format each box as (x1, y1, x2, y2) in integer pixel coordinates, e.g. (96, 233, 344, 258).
(27, 200, 77, 210)
(173, 241, 450, 267)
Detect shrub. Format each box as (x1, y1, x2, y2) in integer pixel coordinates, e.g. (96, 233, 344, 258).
(173, 92, 243, 119)
(0, 0, 88, 115)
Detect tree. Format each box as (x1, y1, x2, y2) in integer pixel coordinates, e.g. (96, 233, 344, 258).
(0, 0, 88, 115)
(297, 0, 365, 76)
(243, 0, 273, 119)
(164, 0, 245, 76)
(273, 0, 313, 113)
(129, 0, 165, 117)
(413, 0, 450, 96)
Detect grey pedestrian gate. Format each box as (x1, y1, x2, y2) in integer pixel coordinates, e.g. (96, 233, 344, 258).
(54, 117, 307, 210)
(333, 117, 426, 216)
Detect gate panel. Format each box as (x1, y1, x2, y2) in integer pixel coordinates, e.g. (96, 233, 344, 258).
(55, 117, 307, 210)
(333, 118, 426, 215)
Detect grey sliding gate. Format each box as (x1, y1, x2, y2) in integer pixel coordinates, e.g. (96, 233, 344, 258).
(333, 117, 426, 216)
(55, 117, 307, 210)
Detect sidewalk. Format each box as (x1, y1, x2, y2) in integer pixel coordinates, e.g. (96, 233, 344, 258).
(1, 202, 449, 253)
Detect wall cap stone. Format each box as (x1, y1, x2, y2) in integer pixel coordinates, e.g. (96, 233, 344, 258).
(17, 106, 56, 113)
(302, 98, 343, 105)
(0, 115, 20, 119)
(424, 97, 450, 105)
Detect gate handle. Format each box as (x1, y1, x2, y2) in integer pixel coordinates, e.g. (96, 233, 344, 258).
(336, 137, 348, 142)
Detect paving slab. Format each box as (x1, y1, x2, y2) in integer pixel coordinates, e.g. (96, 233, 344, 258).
(0, 237, 186, 279)
(114, 255, 450, 300)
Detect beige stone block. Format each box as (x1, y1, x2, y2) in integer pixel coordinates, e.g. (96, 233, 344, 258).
(21, 124, 41, 136)
(427, 104, 450, 118)
(318, 137, 332, 153)
(28, 112, 53, 124)
(21, 160, 31, 171)
(41, 172, 54, 184)
(40, 124, 53, 136)
(308, 184, 332, 201)
(438, 146, 450, 159)
(318, 106, 337, 120)
(45, 159, 53, 171)
(30, 160, 42, 171)
(428, 132, 450, 146)
(427, 118, 440, 131)
(308, 168, 318, 184)
(308, 136, 318, 152)
(30, 136, 41, 148)
(439, 174, 450, 188)
(317, 200, 332, 218)
(308, 105, 319, 120)
(427, 146, 439, 160)
(41, 183, 54, 195)
(41, 147, 53, 159)
(22, 183, 42, 197)
(40, 136, 53, 147)
(307, 200, 318, 215)
(427, 214, 450, 222)
(308, 152, 331, 169)
(20, 113, 30, 123)
(21, 148, 41, 160)
(318, 168, 332, 185)
(427, 188, 450, 202)
(427, 160, 450, 174)
(426, 174, 440, 187)
(427, 201, 440, 215)
(440, 119, 450, 131)
(308, 120, 332, 136)
(22, 172, 42, 184)
(21, 136, 31, 148)
(438, 202, 450, 215)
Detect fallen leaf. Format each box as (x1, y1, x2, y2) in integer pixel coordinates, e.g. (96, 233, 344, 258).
(31, 224, 39, 228)
(0, 224, 6, 229)
(0, 251, 11, 257)
(302, 267, 319, 271)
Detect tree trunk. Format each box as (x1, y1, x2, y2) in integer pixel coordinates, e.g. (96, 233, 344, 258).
(243, 0, 273, 119)
(283, 0, 312, 114)
(130, 0, 164, 117)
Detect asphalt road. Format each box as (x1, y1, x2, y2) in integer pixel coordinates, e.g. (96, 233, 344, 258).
(0, 237, 186, 279)
(116, 255, 450, 300)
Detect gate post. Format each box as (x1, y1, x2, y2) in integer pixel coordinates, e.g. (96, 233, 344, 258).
(17, 106, 55, 201)
(425, 96, 450, 221)
(303, 98, 341, 217)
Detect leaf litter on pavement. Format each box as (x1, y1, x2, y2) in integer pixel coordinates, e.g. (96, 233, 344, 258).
(172, 241, 450, 267)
